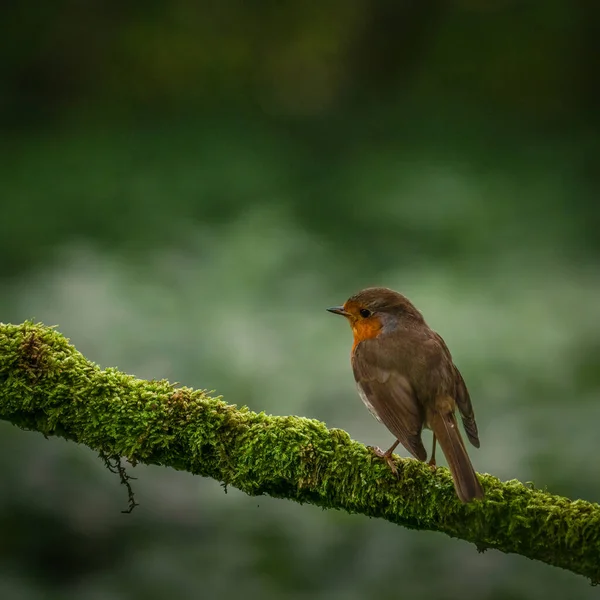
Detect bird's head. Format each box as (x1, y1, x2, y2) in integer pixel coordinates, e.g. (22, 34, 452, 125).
(327, 287, 424, 345)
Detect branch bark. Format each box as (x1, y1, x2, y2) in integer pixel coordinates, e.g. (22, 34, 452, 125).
(1, 322, 599, 583)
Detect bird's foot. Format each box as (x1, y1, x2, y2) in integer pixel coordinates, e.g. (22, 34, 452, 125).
(368, 445, 399, 476)
(427, 457, 437, 470)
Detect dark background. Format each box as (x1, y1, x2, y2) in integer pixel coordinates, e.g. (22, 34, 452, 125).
(1, 1, 599, 598)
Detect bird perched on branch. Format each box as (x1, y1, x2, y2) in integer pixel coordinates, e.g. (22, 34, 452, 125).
(328, 287, 484, 503)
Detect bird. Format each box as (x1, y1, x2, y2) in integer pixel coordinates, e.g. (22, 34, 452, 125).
(327, 287, 484, 503)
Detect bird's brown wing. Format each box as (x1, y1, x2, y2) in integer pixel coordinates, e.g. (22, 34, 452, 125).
(352, 342, 427, 461)
(453, 366, 480, 448)
(430, 332, 480, 448)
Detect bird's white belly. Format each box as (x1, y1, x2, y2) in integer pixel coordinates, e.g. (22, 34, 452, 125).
(356, 382, 382, 423)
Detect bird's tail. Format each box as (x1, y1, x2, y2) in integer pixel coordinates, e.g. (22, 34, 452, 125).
(430, 409, 484, 503)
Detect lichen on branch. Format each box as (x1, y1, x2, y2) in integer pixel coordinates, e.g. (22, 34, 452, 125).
(1, 322, 599, 583)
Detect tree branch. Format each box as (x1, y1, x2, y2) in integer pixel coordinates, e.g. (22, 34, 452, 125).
(1, 322, 599, 583)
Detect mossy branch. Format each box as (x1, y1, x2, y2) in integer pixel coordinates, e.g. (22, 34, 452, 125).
(1, 322, 599, 583)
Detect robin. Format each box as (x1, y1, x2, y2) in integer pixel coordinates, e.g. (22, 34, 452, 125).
(327, 287, 484, 503)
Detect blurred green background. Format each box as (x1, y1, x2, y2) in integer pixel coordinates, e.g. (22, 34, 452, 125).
(1, 1, 599, 598)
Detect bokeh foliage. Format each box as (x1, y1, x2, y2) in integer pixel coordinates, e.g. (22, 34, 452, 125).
(1, 1, 599, 599)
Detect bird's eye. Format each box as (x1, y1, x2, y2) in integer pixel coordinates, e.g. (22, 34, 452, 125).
(359, 308, 371, 318)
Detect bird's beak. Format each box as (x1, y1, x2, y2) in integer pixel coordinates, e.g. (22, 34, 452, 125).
(326, 305, 349, 317)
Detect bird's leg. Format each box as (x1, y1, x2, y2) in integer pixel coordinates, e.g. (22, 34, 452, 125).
(428, 435, 437, 469)
(369, 440, 400, 475)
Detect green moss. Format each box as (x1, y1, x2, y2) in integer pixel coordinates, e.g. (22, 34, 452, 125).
(1, 322, 599, 583)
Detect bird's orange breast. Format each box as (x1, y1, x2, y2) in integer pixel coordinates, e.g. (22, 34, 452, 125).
(351, 317, 383, 353)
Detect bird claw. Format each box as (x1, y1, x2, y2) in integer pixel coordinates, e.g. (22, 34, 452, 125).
(368, 445, 399, 477)
(427, 458, 437, 470)
(368, 445, 385, 457)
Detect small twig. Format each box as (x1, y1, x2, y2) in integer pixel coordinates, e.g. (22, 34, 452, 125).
(99, 451, 139, 513)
